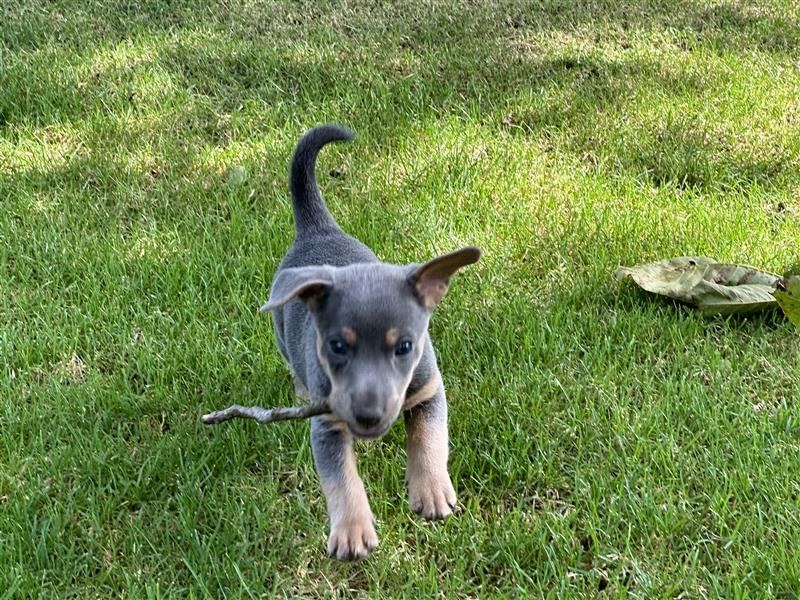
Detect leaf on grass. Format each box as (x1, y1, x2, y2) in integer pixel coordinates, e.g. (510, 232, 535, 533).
(773, 276, 800, 329)
(614, 257, 783, 315)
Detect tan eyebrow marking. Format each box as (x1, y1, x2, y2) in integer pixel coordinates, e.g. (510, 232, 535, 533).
(385, 327, 399, 346)
(341, 327, 357, 345)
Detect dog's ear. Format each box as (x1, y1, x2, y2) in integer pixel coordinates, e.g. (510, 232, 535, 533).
(409, 246, 481, 310)
(259, 266, 335, 312)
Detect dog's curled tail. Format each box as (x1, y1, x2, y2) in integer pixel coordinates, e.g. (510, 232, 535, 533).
(290, 124, 354, 234)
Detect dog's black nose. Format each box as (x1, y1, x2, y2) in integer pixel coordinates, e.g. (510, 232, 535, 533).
(354, 410, 381, 429)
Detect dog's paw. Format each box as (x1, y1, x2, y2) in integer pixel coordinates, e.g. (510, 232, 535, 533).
(327, 514, 379, 561)
(408, 471, 457, 520)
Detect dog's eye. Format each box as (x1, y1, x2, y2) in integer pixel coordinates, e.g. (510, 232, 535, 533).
(328, 339, 348, 356)
(395, 340, 413, 356)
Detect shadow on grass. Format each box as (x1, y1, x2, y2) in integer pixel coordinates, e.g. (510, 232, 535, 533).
(2, 2, 799, 178)
(3, 1, 799, 55)
(1, 1, 798, 350)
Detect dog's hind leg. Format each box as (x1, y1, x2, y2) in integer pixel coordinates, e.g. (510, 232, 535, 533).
(310, 415, 378, 560)
(404, 379, 457, 520)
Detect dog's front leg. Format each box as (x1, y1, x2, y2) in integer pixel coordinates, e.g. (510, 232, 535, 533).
(311, 415, 378, 560)
(404, 384, 457, 520)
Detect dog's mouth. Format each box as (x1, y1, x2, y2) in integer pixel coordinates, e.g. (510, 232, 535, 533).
(348, 421, 391, 440)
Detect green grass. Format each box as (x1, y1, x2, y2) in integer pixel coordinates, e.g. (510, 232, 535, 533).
(2, 0, 800, 596)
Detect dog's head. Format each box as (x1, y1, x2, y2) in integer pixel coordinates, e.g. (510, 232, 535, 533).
(261, 247, 480, 438)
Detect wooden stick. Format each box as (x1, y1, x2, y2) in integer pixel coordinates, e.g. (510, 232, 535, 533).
(201, 403, 330, 425)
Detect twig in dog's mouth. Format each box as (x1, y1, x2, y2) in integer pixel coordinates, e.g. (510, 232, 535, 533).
(201, 403, 330, 425)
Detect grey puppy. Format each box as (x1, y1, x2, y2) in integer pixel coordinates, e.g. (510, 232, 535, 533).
(260, 125, 480, 560)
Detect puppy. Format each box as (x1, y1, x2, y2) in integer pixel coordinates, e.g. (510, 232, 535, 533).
(260, 125, 480, 560)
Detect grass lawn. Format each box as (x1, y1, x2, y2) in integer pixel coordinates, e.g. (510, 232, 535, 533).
(2, 0, 800, 596)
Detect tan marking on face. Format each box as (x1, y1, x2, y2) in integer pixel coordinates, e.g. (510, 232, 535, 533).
(293, 378, 310, 400)
(385, 327, 399, 347)
(316, 334, 349, 418)
(318, 412, 349, 434)
(316, 334, 332, 378)
(341, 327, 357, 346)
(403, 372, 443, 410)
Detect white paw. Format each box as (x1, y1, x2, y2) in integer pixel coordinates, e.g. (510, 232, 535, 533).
(327, 513, 379, 561)
(408, 472, 457, 520)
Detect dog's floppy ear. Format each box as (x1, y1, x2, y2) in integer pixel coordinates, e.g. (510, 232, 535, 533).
(259, 266, 335, 312)
(409, 246, 481, 310)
